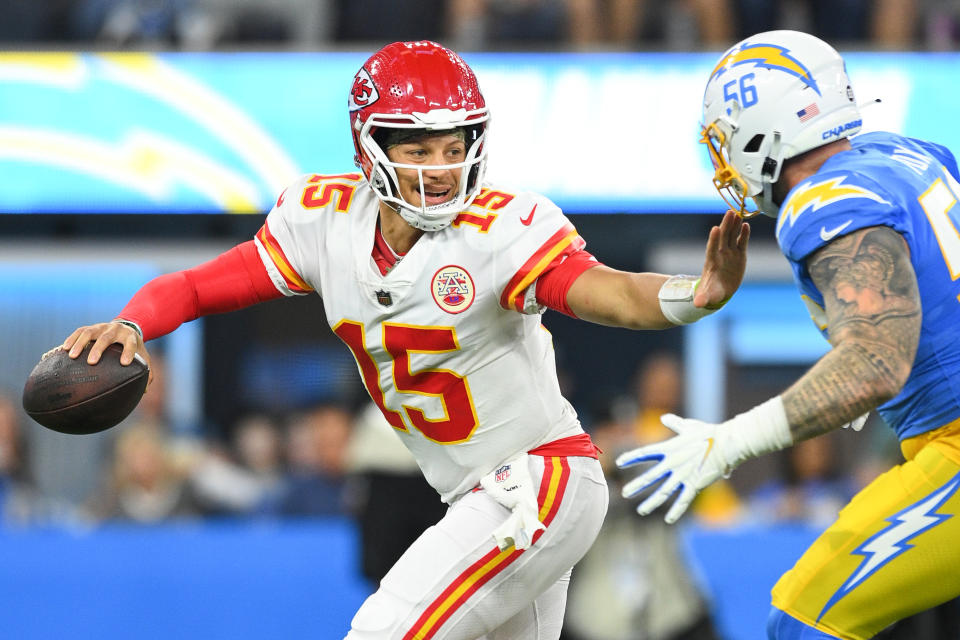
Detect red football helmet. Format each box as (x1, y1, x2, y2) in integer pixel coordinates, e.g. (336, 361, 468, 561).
(349, 41, 490, 231)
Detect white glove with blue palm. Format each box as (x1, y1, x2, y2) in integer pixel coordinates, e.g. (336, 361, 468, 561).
(616, 397, 793, 524)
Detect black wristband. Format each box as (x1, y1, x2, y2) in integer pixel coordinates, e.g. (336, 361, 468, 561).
(114, 319, 143, 339)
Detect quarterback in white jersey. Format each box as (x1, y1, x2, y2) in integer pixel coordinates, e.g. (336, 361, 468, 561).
(258, 176, 587, 503)
(64, 41, 749, 640)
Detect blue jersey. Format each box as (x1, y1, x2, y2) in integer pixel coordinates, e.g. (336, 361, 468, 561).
(775, 131, 960, 440)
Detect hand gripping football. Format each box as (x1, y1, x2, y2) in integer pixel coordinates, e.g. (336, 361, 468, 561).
(22, 343, 149, 435)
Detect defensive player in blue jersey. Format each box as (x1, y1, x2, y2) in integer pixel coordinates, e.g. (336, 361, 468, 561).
(616, 30, 960, 640)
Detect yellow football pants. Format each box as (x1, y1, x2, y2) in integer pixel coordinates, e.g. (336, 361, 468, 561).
(771, 419, 960, 640)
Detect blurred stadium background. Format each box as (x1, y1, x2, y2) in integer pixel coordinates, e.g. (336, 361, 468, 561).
(2, 1, 960, 638)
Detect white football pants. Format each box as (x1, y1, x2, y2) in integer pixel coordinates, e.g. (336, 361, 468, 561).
(346, 454, 608, 640)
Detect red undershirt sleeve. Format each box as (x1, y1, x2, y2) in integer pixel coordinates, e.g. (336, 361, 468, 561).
(534, 250, 601, 318)
(117, 240, 283, 341)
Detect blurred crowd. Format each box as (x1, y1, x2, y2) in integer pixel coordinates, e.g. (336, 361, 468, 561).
(1, 355, 356, 526)
(2, 0, 959, 50)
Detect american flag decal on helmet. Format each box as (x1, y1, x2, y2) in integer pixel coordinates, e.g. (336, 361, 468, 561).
(797, 103, 820, 122)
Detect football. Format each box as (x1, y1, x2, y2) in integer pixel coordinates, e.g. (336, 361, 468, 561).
(22, 343, 149, 435)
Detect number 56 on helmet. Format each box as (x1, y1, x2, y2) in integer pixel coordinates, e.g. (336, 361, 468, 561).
(701, 30, 863, 217)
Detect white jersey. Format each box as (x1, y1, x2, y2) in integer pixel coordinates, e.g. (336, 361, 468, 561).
(255, 172, 586, 503)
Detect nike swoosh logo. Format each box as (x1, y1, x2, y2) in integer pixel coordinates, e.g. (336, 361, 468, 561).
(819, 219, 853, 242)
(520, 204, 537, 226)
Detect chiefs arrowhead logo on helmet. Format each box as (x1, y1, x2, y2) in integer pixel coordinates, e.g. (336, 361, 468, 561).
(349, 68, 379, 111)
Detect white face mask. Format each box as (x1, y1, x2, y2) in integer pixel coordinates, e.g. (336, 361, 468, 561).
(356, 109, 490, 231)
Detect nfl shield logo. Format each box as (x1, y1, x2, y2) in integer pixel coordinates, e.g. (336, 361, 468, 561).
(495, 465, 511, 483)
(375, 289, 393, 307)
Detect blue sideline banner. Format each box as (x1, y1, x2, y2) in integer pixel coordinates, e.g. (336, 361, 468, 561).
(0, 519, 818, 640)
(0, 51, 956, 214)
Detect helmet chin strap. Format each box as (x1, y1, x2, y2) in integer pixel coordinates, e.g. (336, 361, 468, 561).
(372, 163, 427, 224)
(753, 131, 784, 218)
(753, 184, 781, 218)
(396, 204, 456, 232)
(374, 161, 471, 231)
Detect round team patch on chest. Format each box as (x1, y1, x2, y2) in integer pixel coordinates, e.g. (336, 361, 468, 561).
(431, 265, 475, 314)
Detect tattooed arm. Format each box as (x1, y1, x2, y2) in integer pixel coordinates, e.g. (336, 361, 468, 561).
(781, 225, 922, 441)
(616, 225, 923, 523)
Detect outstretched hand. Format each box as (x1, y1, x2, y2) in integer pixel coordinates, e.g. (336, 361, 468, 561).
(616, 413, 732, 524)
(694, 210, 750, 309)
(617, 397, 792, 523)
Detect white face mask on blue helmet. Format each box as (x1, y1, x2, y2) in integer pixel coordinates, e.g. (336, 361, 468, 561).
(701, 30, 863, 218)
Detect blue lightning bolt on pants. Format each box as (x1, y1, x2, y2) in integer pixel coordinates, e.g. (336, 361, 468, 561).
(768, 420, 960, 640)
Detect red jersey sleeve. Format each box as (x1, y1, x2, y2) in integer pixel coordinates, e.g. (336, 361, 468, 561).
(534, 249, 600, 318)
(117, 240, 283, 341)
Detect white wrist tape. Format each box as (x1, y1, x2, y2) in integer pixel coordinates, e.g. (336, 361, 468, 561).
(718, 396, 794, 470)
(658, 275, 718, 325)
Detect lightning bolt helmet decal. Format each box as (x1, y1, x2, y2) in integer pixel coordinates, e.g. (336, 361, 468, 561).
(709, 42, 821, 96)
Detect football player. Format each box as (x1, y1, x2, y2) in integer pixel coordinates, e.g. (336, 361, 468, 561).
(63, 41, 748, 639)
(617, 30, 960, 640)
